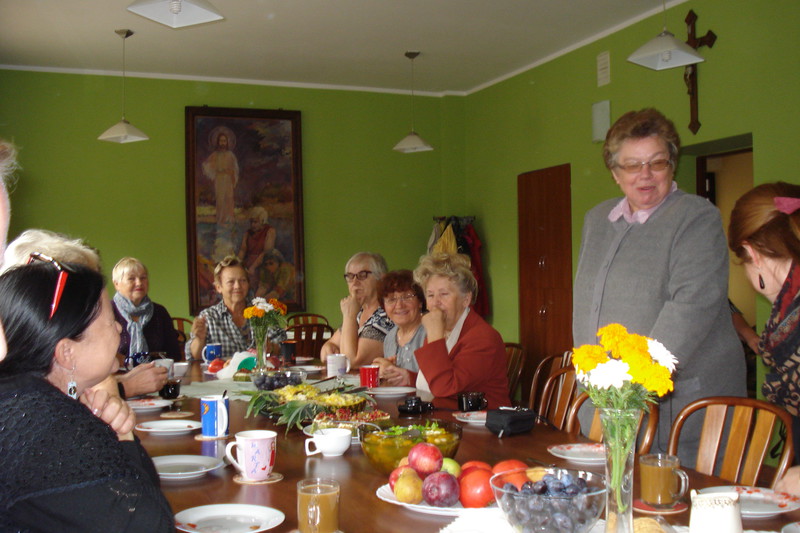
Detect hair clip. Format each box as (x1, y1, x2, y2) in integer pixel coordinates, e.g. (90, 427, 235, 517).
(774, 197, 800, 215)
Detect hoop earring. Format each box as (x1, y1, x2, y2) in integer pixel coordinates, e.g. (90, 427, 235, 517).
(67, 365, 77, 399)
(759, 274, 766, 290)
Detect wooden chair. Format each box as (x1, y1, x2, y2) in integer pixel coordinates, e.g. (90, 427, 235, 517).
(504, 342, 525, 400)
(565, 392, 660, 454)
(536, 366, 578, 430)
(172, 317, 193, 351)
(287, 313, 330, 327)
(667, 396, 794, 489)
(528, 351, 572, 413)
(287, 323, 334, 360)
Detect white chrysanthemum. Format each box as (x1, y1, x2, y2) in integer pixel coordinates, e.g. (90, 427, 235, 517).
(252, 297, 275, 312)
(587, 359, 631, 390)
(647, 338, 677, 373)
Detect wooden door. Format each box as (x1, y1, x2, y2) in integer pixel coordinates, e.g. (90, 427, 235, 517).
(518, 164, 573, 405)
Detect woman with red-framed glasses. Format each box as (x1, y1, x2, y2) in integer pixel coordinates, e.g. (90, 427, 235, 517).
(0, 260, 174, 531)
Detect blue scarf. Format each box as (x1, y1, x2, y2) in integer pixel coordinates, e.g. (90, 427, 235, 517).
(113, 292, 154, 355)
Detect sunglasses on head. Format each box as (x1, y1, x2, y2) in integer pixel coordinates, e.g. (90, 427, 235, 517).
(27, 252, 72, 319)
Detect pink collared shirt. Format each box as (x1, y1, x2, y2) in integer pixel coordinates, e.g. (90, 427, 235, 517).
(608, 182, 678, 224)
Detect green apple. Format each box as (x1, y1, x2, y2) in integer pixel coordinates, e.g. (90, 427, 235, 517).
(440, 457, 461, 477)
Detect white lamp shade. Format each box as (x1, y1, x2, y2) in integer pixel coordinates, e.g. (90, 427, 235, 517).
(127, 0, 224, 29)
(98, 119, 149, 143)
(627, 30, 705, 70)
(393, 131, 433, 153)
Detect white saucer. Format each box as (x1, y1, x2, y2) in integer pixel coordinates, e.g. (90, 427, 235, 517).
(135, 420, 202, 437)
(454, 411, 487, 425)
(127, 398, 172, 414)
(175, 504, 285, 532)
(547, 443, 605, 465)
(366, 386, 416, 398)
(153, 455, 225, 481)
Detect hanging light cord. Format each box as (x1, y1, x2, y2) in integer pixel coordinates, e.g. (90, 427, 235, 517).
(121, 33, 127, 120)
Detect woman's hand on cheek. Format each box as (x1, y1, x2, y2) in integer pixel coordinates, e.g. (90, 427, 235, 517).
(421, 309, 446, 342)
(81, 384, 136, 440)
(340, 295, 359, 319)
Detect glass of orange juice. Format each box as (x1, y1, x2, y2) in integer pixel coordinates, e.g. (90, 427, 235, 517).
(297, 478, 340, 533)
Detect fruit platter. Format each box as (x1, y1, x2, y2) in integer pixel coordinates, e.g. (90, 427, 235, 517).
(243, 383, 376, 430)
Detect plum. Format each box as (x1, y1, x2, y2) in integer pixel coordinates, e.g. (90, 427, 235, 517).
(422, 471, 460, 507)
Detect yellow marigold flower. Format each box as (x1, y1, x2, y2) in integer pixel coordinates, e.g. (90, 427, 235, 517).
(598, 324, 629, 355)
(572, 344, 609, 374)
(269, 298, 288, 315)
(243, 307, 254, 319)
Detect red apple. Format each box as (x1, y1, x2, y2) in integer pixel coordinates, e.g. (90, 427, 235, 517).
(389, 466, 415, 491)
(460, 468, 495, 508)
(459, 460, 492, 481)
(422, 471, 460, 507)
(407, 442, 443, 478)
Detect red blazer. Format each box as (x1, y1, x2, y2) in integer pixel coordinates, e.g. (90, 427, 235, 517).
(414, 310, 510, 410)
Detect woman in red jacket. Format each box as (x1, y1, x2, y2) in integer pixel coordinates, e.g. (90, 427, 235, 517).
(414, 253, 510, 409)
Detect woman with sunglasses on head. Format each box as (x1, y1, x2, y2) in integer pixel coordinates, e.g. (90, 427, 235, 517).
(0, 260, 174, 531)
(572, 108, 746, 468)
(320, 252, 394, 368)
(372, 270, 426, 386)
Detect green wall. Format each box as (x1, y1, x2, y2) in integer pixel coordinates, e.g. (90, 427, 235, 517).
(1, 0, 798, 342)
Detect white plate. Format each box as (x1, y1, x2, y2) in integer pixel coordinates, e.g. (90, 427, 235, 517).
(175, 504, 285, 533)
(367, 386, 416, 398)
(699, 486, 800, 518)
(303, 425, 359, 445)
(153, 455, 225, 481)
(547, 443, 606, 465)
(290, 365, 325, 374)
(783, 522, 800, 533)
(127, 398, 172, 414)
(135, 420, 202, 436)
(376, 483, 464, 516)
(454, 411, 487, 425)
(295, 356, 314, 363)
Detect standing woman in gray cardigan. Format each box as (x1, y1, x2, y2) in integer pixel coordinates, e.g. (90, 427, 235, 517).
(572, 108, 746, 468)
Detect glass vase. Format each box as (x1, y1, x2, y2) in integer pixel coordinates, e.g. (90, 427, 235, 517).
(599, 408, 639, 533)
(254, 335, 269, 372)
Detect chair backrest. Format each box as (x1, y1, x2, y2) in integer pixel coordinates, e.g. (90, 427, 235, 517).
(565, 391, 660, 454)
(504, 342, 525, 400)
(287, 323, 334, 360)
(172, 317, 192, 350)
(667, 396, 794, 489)
(528, 351, 573, 412)
(287, 313, 329, 327)
(537, 366, 578, 430)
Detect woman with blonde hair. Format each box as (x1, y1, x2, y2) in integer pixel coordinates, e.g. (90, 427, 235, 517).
(413, 253, 509, 409)
(112, 257, 182, 361)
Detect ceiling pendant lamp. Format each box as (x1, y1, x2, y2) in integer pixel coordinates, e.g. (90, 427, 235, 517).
(627, 0, 704, 70)
(393, 51, 433, 153)
(99, 30, 149, 144)
(127, 0, 224, 29)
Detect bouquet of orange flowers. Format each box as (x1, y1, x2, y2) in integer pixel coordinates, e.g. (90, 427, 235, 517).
(244, 297, 288, 350)
(572, 323, 676, 410)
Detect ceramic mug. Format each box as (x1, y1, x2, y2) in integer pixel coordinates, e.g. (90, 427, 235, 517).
(326, 354, 349, 376)
(200, 395, 229, 437)
(305, 428, 352, 458)
(225, 430, 277, 481)
(689, 490, 742, 533)
(458, 391, 488, 412)
(125, 351, 152, 370)
(202, 343, 222, 363)
(153, 357, 174, 378)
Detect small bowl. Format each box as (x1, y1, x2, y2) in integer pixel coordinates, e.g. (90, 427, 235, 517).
(490, 467, 605, 533)
(250, 368, 307, 390)
(173, 362, 190, 378)
(359, 418, 462, 474)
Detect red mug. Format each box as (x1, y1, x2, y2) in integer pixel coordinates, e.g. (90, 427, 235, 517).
(360, 365, 380, 388)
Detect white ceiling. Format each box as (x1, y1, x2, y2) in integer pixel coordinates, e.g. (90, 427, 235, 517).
(0, 0, 680, 95)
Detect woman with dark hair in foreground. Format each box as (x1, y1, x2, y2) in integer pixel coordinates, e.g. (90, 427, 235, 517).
(0, 262, 173, 532)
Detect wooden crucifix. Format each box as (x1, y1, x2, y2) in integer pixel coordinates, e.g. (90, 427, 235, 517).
(684, 10, 717, 134)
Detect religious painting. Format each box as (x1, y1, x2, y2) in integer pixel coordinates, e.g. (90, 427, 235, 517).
(185, 106, 305, 315)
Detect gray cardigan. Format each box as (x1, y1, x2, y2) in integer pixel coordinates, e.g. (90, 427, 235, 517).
(572, 189, 746, 467)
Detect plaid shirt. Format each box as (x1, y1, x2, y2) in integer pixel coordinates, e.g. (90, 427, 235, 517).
(185, 300, 252, 360)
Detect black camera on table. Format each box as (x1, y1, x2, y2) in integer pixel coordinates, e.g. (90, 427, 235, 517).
(397, 395, 433, 415)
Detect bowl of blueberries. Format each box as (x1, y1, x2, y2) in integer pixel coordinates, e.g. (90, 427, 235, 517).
(490, 467, 606, 533)
(250, 369, 307, 391)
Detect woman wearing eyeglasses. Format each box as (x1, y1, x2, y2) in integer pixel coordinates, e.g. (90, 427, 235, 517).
(0, 261, 174, 531)
(372, 270, 426, 386)
(572, 108, 746, 468)
(320, 252, 394, 368)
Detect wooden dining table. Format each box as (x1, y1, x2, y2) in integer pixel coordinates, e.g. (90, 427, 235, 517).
(136, 362, 799, 532)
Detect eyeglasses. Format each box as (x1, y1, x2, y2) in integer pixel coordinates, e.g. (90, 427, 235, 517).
(384, 293, 417, 306)
(28, 252, 71, 319)
(343, 270, 372, 282)
(615, 158, 672, 174)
